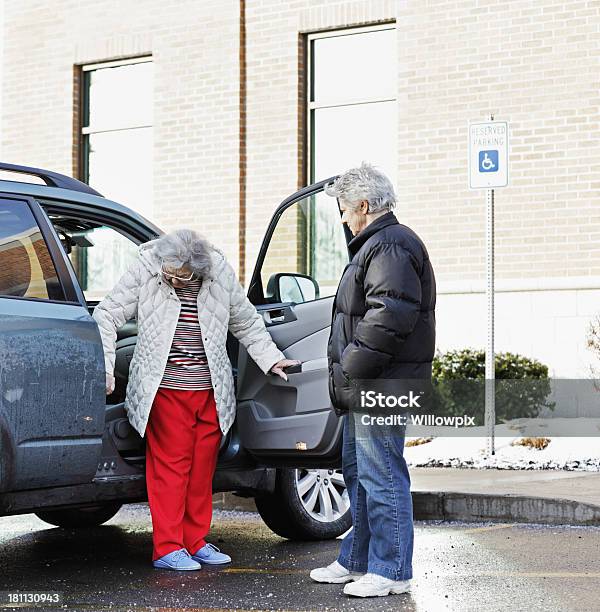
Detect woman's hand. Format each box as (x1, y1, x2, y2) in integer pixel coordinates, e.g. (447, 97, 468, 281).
(106, 372, 115, 395)
(270, 359, 301, 382)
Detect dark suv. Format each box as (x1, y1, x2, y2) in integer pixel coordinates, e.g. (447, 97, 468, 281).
(0, 162, 352, 540)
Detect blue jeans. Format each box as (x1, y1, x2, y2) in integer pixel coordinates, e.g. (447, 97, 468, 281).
(337, 412, 414, 581)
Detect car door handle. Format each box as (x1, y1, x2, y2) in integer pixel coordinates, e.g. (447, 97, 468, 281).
(262, 306, 297, 326)
(270, 311, 285, 322)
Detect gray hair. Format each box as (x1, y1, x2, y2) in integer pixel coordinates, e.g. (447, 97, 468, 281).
(151, 229, 212, 278)
(324, 162, 396, 213)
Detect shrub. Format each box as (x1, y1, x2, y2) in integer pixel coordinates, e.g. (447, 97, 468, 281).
(511, 437, 551, 450)
(431, 349, 554, 425)
(405, 437, 433, 447)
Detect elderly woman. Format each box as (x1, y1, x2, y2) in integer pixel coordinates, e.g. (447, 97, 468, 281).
(93, 229, 298, 571)
(310, 163, 436, 598)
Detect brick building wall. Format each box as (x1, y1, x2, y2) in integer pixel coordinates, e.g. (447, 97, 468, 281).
(397, 0, 600, 282)
(2, 0, 600, 375)
(0, 0, 242, 269)
(394, 0, 600, 376)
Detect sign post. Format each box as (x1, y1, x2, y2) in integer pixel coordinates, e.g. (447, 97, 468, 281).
(468, 116, 509, 456)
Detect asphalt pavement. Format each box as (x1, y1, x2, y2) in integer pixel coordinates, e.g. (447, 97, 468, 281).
(1, 503, 599, 611)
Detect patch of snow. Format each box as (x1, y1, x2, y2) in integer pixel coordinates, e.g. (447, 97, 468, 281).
(404, 418, 600, 470)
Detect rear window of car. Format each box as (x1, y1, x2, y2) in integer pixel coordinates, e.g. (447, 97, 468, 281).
(0, 199, 65, 301)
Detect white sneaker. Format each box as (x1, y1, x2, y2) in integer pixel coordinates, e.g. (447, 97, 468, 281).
(309, 560, 364, 584)
(343, 573, 411, 597)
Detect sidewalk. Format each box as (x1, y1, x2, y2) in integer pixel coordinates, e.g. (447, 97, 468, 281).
(410, 467, 600, 526)
(215, 468, 600, 526)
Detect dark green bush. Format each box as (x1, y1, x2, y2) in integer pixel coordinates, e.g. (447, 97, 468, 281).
(431, 349, 554, 424)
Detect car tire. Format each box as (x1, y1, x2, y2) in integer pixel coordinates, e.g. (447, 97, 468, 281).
(34, 503, 122, 528)
(255, 468, 351, 541)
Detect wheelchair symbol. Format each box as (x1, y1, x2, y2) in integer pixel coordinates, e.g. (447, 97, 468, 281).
(479, 150, 498, 173)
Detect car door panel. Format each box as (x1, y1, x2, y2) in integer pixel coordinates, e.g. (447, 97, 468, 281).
(235, 307, 342, 459)
(236, 182, 347, 466)
(0, 195, 105, 492)
(259, 297, 332, 344)
(0, 299, 105, 490)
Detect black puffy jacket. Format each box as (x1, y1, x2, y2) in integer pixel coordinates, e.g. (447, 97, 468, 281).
(327, 212, 436, 415)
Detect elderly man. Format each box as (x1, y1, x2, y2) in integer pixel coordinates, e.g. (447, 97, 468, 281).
(310, 163, 436, 598)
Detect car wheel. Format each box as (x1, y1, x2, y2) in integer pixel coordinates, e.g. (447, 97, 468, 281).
(255, 467, 351, 540)
(34, 503, 122, 528)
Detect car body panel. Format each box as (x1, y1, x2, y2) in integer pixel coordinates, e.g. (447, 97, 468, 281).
(0, 179, 161, 237)
(0, 300, 106, 490)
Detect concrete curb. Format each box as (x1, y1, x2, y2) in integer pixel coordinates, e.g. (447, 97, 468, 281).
(214, 491, 600, 526)
(412, 491, 600, 526)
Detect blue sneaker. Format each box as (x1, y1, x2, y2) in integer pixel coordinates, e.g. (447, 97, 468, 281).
(191, 543, 231, 565)
(153, 548, 201, 571)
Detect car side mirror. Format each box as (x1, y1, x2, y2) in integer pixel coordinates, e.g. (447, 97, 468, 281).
(266, 273, 319, 304)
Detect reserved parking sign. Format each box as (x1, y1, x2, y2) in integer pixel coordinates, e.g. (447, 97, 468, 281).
(469, 121, 509, 189)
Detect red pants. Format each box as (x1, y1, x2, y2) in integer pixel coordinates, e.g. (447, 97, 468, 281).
(145, 387, 221, 560)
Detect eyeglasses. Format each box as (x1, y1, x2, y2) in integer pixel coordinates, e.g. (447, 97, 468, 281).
(161, 264, 197, 283)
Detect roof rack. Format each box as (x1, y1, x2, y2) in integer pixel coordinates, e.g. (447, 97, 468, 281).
(0, 162, 103, 197)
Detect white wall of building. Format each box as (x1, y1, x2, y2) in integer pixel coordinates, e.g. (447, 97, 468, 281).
(437, 280, 600, 377)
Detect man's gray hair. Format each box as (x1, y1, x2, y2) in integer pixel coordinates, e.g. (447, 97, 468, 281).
(151, 229, 212, 278)
(324, 162, 396, 213)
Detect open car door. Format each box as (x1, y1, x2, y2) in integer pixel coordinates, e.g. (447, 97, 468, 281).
(235, 179, 352, 467)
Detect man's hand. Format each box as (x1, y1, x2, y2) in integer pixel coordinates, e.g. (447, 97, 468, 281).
(106, 372, 115, 395)
(270, 359, 301, 382)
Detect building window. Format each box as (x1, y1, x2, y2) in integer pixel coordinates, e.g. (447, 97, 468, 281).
(308, 25, 397, 181)
(306, 25, 397, 285)
(81, 57, 153, 219)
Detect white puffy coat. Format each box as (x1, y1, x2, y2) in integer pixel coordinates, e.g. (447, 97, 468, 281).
(92, 242, 285, 437)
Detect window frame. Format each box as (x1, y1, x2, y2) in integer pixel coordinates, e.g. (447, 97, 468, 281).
(305, 22, 397, 186)
(39, 199, 161, 305)
(79, 56, 153, 195)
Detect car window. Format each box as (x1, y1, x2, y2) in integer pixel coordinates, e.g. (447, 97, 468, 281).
(61, 225, 139, 302)
(260, 191, 348, 303)
(0, 199, 65, 301)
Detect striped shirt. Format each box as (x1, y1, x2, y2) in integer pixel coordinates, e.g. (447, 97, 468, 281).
(159, 278, 213, 390)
